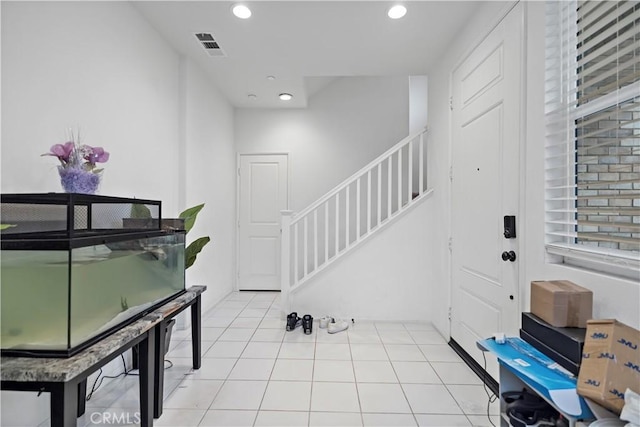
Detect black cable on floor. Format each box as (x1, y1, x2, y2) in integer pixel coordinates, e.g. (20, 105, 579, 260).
(123, 357, 174, 377)
(85, 368, 103, 401)
(85, 351, 176, 401)
(482, 351, 498, 427)
(123, 353, 138, 376)
(86, 367, 129, 401)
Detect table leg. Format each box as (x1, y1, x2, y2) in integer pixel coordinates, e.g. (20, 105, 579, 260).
(77, 379, 87, 416)
(190, 296, 202, 369)
(139, 328, 155, 427)
(132, 345, 139, 370)
(153, 321, 166, 419)
(50, 381, 78, 427)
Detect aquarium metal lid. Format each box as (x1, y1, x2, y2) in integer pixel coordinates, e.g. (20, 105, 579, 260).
(0, 192, 174, 249)
(0, 229, 183, 250)
(1, 193, 161, 206)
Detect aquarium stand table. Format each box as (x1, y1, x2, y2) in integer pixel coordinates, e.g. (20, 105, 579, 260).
(128, 285, 206, 418)
(149, 285, 206, 419)
(1, 313, 162, 427)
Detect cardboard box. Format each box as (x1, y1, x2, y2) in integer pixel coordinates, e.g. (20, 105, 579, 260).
(530, 280, 593, 327)
(577, 319, 640, 414)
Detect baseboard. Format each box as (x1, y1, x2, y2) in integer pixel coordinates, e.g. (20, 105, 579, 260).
(240, 289, 281, 292)
(448, 338, 499, 396)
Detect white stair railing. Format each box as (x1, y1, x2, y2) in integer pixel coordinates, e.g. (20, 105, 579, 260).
(280, 128, 431, 312)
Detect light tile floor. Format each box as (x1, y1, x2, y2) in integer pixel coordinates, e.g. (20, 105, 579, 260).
(73, 292, 500, 427)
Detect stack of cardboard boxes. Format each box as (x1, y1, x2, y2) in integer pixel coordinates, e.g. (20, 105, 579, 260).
(579, 319, 640, 414)
(523, 280, 640, 414)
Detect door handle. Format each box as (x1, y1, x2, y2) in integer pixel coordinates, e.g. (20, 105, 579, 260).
(501, 251, 516, 262)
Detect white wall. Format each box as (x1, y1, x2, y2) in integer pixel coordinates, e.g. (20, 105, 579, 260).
(409, 76, 428, 134)
(235, 76, 409, 212)
(1, 2, 181, 213)
(182, 60, 236, 311)
(426, 1, 640, 340)
(292, 197, 433, 321)
(522, 2, 639, 329)
(0, 2, 235, 424)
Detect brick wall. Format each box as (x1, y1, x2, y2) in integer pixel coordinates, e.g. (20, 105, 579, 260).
(575, 99, 640, 251)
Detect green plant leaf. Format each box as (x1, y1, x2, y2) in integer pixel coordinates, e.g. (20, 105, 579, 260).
(179, 203, 205, 234)
(130, 203, 152, 218)
(1, 224, 16, 230)
(185, 236, 211, 269)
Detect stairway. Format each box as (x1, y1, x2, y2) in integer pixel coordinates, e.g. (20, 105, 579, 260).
(280, 128, 433, 314)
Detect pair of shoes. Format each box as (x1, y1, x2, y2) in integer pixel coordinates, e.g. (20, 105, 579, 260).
(319, 316, 334, 329)
(327, 319, 350, 334)
(286, 312, 301, 331)
(302, 314, 313, 335)
(287, 312, 314, 335)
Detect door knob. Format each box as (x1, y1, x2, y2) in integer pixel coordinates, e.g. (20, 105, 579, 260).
(501, 251, 516, 262)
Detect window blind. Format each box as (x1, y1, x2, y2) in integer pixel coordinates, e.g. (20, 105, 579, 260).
(545, 0, 640, 273)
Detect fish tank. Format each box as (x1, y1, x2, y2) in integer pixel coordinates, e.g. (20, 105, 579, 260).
(0, 193, 185, 357)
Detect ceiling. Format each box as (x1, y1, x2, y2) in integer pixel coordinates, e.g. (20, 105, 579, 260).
(133, 1, 484, 109)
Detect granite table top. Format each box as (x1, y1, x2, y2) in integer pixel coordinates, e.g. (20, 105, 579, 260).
(1, 285, 207, 383)
(155, 285, 206, 318)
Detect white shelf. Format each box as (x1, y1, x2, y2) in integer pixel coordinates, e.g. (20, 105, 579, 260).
(478, 337, 595, 427)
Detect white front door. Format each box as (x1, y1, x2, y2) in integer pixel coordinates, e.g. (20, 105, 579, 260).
(238, 154, 289, 291)
(450, 3, 522, 379)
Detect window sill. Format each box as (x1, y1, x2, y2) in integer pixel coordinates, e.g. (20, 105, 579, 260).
(546, 243, 640, 281)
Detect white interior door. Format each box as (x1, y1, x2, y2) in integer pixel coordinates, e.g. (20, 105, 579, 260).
(450, 3, 522, 380)
(238, 154, 289, 291)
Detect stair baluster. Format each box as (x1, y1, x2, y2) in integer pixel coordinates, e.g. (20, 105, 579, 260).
(280, 127, 432, 314)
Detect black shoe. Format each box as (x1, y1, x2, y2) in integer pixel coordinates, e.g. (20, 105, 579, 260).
(286, 312, 301, 331)
(302, 314, 313, 335)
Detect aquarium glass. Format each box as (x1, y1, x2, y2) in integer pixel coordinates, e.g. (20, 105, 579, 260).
(1, 251, 70, 351)
(69, 233, 185, 347)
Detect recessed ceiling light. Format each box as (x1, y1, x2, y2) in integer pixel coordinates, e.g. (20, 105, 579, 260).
(232, 4, 252, 19)
(279, 93, 293, 101)
(387, 5, 407, 19)
(266, 75, 276, 81)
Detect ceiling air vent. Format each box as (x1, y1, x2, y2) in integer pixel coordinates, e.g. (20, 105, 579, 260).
(194, 33, 226, 57)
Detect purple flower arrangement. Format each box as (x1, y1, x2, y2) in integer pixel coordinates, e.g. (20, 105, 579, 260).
(43, 137, 110, 194)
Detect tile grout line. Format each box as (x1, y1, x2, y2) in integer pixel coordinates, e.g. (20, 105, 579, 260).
(381, 322, 422, 426)
(135, 295, 479, 427)
(201, 292, 251, 419)
(251, 293, 281, 427)
(307, 319, 318, 427)
(201, 291, 261, 422)
(413, 330, 470, 425)
(156, 292, 239, 426)
(348, 323, 365, 427)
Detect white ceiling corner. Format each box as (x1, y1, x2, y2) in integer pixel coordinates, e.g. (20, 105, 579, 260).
(133, 1, 485, 109)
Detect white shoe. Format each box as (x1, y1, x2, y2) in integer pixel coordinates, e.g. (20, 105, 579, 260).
(319, 316, 333, 329)
(328, 320, 349, 334)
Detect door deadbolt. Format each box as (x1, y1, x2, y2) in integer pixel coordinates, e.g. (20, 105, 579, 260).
(501, 251, 516, 262)
(504, 215, 516, 239)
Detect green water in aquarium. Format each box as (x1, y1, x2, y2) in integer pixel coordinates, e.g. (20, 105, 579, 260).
(1, 236, 184, 352)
